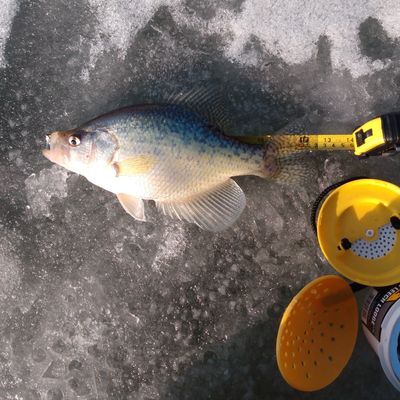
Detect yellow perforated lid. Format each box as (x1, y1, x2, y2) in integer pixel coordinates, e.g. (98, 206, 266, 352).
(276, 275, 358, 391)
(317, 179, 400, 286)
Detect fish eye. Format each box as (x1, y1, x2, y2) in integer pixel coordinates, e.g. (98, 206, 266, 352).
(68, 135, 81, 147)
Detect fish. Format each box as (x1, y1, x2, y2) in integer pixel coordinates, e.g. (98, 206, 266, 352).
(42, 89, 306, 232)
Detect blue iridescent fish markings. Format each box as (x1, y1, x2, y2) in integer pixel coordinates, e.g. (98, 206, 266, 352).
(43, 89, 305, 231)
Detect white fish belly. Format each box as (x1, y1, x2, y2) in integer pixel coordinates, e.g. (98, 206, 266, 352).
(85, 148, 261, 200)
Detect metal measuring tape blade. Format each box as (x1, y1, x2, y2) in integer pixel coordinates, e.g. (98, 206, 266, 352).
(235, 112, 400, 157)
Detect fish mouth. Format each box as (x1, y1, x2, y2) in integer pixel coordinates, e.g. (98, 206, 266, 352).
(42, 134, 52, 159)
(45, 133, 51, 150)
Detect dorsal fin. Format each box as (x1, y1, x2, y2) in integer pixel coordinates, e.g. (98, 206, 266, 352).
(165, 87, 232, 133)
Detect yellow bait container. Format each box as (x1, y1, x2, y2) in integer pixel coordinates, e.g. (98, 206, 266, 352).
(276, 275, 358, 391)
(316, 179, 400, 286)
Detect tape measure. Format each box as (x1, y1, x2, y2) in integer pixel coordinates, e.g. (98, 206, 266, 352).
(236, 112, 400, 157)
(236, 133, 354, 150)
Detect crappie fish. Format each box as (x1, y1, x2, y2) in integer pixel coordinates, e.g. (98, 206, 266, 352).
(43, 90, 304, 231)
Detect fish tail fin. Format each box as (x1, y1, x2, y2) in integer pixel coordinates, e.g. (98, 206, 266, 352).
(260, 136, 312, 184)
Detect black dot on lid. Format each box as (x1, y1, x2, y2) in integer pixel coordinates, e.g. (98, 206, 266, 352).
(331, 337, 335, 342)
(328, 355, 333, 362)
(329, 322, 334, 327)
(320, 348, 324, 353)
(314, 360, 318, 366)
(305, 372, 310, 379)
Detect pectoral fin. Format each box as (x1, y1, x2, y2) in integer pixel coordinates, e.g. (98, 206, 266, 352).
(117, 193, 146, 221)
(156, 179, 246, 232)
(114, 155, 155, 177)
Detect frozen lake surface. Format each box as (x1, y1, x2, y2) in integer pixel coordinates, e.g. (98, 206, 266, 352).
(1, 0, 400, 399)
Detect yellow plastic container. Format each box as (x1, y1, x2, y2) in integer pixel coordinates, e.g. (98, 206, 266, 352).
(317, 179, 400, 286)
(276, 275, 358, 391)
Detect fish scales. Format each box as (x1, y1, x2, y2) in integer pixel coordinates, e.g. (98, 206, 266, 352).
(85, 105, 264, 200)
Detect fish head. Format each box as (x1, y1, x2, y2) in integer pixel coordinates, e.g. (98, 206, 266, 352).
(42, 127, 118, 175)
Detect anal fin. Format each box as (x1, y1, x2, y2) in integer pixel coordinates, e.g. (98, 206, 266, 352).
(117, 193, 146, 221)
(156, 179, 246, 232)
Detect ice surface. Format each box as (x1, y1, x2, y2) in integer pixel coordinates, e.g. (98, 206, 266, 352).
(0, 0, 18, 67)
(1, 0, 400, 399)
(87, 0, 176, 66)
(0, 236, 20, 302)
(151, 224, 187, 272)
(85, 0, 400, 77)
(24, 165, 69, 218)
(214, 0, 400, 77)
